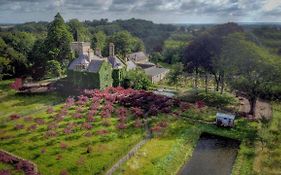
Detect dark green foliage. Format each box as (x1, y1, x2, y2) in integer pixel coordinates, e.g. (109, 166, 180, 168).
(112, 68, 126, 87)
(0, 36, 29, 78)
(9, 22, 48, 33)
(91, 31, 107, 53)
(44, 13, 73, 64)
(252, 27, 281, 54)
(107, 31, 144, 58)
(181, 90, 236, 108)
(161, 33, 192, 64)
(45, 60, 62, 79)
(86, 18, 176, 53)
(68, 19, 91, 42)
(167, 63, 184, 87)
(221, 33, 281, 114)
(122, 68, 151, 90)
(67, 61, 112, 89)
(149, 52, 164, 63)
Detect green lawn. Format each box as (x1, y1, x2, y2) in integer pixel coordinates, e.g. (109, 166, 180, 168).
(0, 162, 24, 175)
(1, 79, 280, 175)
(0, 80, 62, 119)
(114, 109, 260, 175)
(0, 80, 145, 174)
(0, 102, 144, 175)
(114, 120, 200, 175)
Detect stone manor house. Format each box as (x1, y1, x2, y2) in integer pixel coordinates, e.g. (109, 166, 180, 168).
(67, 42, 169, 89)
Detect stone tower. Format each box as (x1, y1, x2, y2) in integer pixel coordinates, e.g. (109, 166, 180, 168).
(109, 43, 115, 57)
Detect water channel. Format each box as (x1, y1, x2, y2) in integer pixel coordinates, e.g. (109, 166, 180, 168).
(178, 133, 240, 175)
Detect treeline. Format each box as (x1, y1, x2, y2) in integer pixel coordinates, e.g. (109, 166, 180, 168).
(0, 14, 180, 80)
(169, 22, 281, 116)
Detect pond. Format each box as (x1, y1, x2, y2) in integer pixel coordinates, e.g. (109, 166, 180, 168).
(178, 133, 240, 175)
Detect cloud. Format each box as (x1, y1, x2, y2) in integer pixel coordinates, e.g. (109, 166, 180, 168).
(0, 0, 280, 23)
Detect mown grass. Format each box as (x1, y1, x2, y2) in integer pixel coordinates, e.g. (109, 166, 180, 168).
(114, 107, 260, 175)
(0, 80, 62, 119)
(0, 80, 145, 174)
(252, 103, 281, 175)
(0, 102, 144, 175)
(114, 120, 200, 175)
(0, 162, 24, 175)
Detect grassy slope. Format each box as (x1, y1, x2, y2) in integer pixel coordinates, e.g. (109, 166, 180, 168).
(0, 80, 145, 174)
(252, 103, 281, 175)
(0, 80, 62, 119)
(0, 103, 144, 175)
(115, 109, 259, 175)
(0, 162, 24, 175)
(114, 120, 200, 175)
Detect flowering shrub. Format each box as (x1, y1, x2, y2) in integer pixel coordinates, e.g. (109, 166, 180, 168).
(15, 124, 24, 130)
(60, 142, 68, 150)
(84, 132, 92, 137)
(195, 100, 205, 109)
(10, 78, 22, 91)
(81, 122, 92, 130)
(60, 170, 69, 175)
(86, 115, 95, 122)
(96, 130, 109, 135)
(34, 118, 45, 125)
(45, 130, 57, 138)
(0, 151, 38, 175)
(24, 116, 33, 122)
(65, 97, 75, 107)
(0, 170, 10, 175)
(47, 122, 58, 130)
(117, 122, 127, 130)
(131, 107, 143, 118)
(9, 114, 21, 120)
(134, 118, 142, 128)
(46, 107, 54, 114)
(27, 124, 37, 132)
(73, 113, 83, 119)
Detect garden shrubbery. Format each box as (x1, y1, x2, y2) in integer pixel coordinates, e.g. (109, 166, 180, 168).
(180, 90, 236, 108)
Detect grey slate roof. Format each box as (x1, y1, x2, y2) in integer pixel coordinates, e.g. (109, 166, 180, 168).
(144, 67, 169, 77)
(88, 60, 104, 73)
(127, 52, 148, 62)
(68, 54, 89, 70)
(127, 60, 137, 70)
(107, 56, 124, 69)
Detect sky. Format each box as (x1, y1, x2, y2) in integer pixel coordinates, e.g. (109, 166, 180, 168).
(0, 0, 281, 24)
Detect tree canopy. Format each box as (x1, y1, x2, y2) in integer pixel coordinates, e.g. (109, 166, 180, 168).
(44, 13, 73, 63)
(221, 33, 281, 115)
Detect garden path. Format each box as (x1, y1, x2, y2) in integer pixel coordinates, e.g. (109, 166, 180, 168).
(238, 97, 272, 119)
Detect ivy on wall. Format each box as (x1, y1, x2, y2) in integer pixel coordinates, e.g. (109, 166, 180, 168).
(112, 68, 126, 87)
(67, 61, 113, 90)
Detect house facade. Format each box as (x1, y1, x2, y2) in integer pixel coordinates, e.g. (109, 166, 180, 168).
(67, 42, 169, 89)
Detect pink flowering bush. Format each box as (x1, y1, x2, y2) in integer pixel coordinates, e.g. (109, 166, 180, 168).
(9, 114, 21, 120)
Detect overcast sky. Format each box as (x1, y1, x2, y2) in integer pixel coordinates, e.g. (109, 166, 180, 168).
(0, 0, 281, 24)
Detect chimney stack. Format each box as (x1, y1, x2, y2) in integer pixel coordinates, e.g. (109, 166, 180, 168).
(95, 48, 102, 57)
(109, 43, 115, 57)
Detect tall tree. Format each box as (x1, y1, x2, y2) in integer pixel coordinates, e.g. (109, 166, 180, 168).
(221, 33, 281, 116)
(91, 31, 107, 53)
(108, 31, 144, 58)
(68, 19, 91, 42)
(167, 63, 184, 89)
(183, 23, 243, 92)
(44, 13, 73, 64)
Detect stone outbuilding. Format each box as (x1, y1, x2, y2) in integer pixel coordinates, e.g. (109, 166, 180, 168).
(143, 67, 169, 84)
